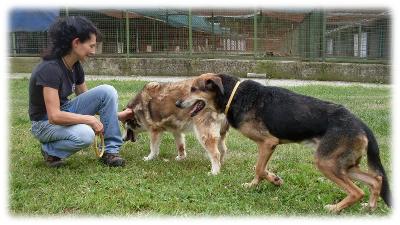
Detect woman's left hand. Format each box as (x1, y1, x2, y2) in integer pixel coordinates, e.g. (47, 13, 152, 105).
(118, 108, 134, 122)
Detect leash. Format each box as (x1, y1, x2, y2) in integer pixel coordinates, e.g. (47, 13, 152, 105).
(224, 81, 241, 114)
(93, 132, 105, 158)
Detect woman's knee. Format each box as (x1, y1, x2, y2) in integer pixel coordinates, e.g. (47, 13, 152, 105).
(97, 84, 118, 101)
(74, 124, 95, 148)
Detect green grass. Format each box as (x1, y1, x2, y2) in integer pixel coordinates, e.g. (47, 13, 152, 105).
(9, 78, 392, 216)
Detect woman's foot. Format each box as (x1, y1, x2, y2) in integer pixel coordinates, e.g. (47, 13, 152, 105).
(100, 152, 125, 167)
(41, 149, 65, 168)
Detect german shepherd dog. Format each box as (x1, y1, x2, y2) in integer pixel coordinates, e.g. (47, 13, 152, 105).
(123, 79, 229, 175)
(176, 73, 391, 212)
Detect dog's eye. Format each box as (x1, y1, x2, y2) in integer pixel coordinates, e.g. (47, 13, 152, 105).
(191, 87, 197, 92)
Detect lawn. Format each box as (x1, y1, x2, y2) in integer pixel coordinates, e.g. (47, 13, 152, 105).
(9, 78, 392, 216)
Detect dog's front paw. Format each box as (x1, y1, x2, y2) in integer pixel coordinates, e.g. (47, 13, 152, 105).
(242, 182, 257, 188)
(208, 164, 220, 176)
(175, 155, 186, 161)
(207, 170, 220, 176)
(143, 155, 156, 161)
(266, 173, 284, 186)
(361, 202, 377, 212)
(208, 166, 220, 176)
(242, 177, 261, 188)
(324, 204, 341, 214)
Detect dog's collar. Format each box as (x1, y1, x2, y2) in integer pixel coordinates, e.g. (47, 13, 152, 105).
(224, 81, 241, 114)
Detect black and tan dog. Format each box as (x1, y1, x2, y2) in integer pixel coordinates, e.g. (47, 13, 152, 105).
(123, 79, 229, 175)
(176, 73, 391, 212)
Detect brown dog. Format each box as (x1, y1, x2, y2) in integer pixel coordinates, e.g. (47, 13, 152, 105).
(176, 73, 391, 213)
(123, 79, 229, 175)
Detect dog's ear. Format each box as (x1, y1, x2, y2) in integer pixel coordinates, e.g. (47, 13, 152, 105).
(205, 77, 224, 94)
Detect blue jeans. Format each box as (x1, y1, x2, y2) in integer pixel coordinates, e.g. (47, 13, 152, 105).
(30, 85, 123, 159)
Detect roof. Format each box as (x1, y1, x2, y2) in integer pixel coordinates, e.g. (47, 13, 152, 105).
(10, 9, 59, 32)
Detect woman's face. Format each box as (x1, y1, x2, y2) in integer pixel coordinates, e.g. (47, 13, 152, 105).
(73, 33, 97, 61)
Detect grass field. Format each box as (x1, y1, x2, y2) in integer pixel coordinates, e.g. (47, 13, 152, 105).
(9, 78, 392, 216)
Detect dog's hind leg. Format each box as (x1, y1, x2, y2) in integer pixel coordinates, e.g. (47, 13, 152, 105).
(315, 156, 365, 213)
(347, 134, 383, 211)
(243, 137, 280, 188)
(218, 121, 229, 165)
(194, 127, 221, 175)
(218, 136, 228, 165)
(197, 133, 221, 175)
(204, 137, 221, 175)
(348, 166, 382, 211)
(173, 132, 187, 161)
(144, 130, 162, 161)
(316, 132, 372, 213)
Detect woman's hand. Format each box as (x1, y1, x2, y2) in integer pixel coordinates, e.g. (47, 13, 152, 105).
(86, 115, 104, 134)
(118, 108, 134, 122)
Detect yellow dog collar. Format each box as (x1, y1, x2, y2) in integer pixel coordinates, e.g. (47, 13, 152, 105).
(224, 81, 241, 115)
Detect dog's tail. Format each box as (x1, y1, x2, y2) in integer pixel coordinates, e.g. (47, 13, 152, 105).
(362, 123, 391, 207)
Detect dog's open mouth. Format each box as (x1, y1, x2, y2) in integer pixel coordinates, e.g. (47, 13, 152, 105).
(189, 100, 206, 117)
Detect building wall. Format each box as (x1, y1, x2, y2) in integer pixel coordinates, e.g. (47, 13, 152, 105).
(9, 57, 390, 83)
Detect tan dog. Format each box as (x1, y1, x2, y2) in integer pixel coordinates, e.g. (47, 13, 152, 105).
(123, 79, 229, 175)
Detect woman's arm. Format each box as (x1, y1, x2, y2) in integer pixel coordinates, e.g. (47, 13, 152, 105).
(75, 82, 88, 96)
(43, 86, 103, 133)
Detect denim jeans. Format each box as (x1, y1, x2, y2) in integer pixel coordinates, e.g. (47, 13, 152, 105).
(31, 85, 123, 159)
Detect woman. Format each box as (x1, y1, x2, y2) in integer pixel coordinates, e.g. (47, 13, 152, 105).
(29, 16, 132, 167)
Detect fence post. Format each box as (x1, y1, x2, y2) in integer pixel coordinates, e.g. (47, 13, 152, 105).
(306, 10, 315, 60)
(358, 24, 362, 58)
(165, 10, 169, 53)
(321, 10, 326, 61)
(378, 21, 384, 57)
(188, 9, 193, 57)
(253, 9, 258, 58)
(260, 10, 264, 54)
(337, 30, 341, 56)
(152, 19, 155, 51)
(125, 10, 130, 58)
(211, 11, 215, 53)
(12, 32, 16, 55)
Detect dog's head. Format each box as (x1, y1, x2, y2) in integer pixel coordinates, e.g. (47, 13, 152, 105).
(175, 73, 224, 117)
(122, 119, 138, 142)
(121, 107, 145, 142)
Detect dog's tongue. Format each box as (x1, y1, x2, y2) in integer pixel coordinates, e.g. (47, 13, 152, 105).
(190, 102, 200, 117)
(190, 105, 197, 115)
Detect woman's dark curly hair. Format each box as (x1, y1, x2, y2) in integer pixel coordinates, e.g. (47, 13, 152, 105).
(42, 16, 101, 60)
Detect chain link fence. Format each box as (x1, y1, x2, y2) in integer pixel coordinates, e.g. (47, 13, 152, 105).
(9, 8, 391, 63)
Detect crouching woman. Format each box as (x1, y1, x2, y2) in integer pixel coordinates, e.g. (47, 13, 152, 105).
(29, 16, 132, 167)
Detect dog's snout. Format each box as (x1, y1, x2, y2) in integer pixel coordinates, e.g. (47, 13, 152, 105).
(175, 100, 183, 108)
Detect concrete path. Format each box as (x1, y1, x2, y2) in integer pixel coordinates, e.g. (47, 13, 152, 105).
(8, 73, 389, 88)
